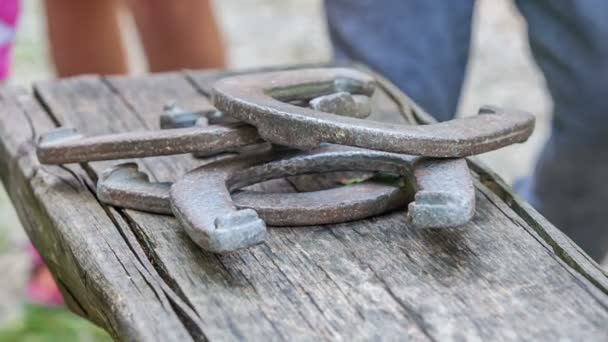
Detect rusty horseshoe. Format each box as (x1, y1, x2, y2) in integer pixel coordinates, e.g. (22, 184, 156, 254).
(97, 162, 409, 223)
(212, 68, 535, 157)
(36, 124, 263, 164)
(169, 145, 474, 253)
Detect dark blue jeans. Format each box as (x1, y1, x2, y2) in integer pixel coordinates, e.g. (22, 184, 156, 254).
(325, 0, 608, 261)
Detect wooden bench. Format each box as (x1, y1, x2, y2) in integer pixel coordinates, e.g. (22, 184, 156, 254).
(1, 67, 607, 341)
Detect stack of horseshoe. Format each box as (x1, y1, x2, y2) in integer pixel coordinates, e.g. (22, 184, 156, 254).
(36, 68, 535, 253)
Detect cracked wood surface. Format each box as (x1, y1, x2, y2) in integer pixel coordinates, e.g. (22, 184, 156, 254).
(0, 67, 607, 341)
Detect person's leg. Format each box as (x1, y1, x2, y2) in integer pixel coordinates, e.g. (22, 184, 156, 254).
(125, 0, 225, 72)
(324, 0, 475, 121)
(515, 0, 608, 261)
(43, 0, 128, 76)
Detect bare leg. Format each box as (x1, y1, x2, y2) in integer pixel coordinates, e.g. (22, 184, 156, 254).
(126, 0, 225, 72)
(43, 0, 128, 76)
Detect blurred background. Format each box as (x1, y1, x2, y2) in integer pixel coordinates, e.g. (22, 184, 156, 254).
(0, 0, 550, 340)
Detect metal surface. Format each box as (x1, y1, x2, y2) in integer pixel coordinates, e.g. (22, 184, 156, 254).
(36, 123, 262, 164)
(159, 103, 271, 158)
(170, 144, 475, 253)
(97, 162, 409, 222)
(160, 92, 373, 160)
(408, 158, 475, 228)
(160, 102, 238, 129)
(212, 68, 536, 157)
(228, 145, 475, 230)
(309, 92, 371, 119)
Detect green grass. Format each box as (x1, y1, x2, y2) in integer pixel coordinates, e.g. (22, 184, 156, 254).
(0, 305, 112, 342)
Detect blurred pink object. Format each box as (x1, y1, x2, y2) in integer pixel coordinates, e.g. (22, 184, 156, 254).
(26, 243, 64, 307)
(0, 0, 20, 81)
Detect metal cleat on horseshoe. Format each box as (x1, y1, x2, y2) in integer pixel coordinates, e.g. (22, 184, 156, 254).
(212, 67, 535, 157)
(97, 163, 172, 215)
(407, 158, 475, 229)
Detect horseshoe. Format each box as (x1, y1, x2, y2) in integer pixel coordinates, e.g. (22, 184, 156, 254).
(169, 145, 475, 253)
(212, 67, 535, 157)
(36, 124, 262, 164)
(96, 162, 409, 224)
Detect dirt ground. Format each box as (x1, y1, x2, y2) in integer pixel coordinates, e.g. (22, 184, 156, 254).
(0, 0, 552, 324)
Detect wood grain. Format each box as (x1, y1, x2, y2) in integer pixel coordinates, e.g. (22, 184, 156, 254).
(0, 67, 606, 341)
(0, 86, 193, 341)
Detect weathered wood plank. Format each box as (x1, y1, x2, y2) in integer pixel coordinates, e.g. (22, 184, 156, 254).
(374, 74, 608, 295)
(0, 67, 606, 341)
(107, 72, 428, 341)
(35, 72, 422, 341)
(0, 86, 194, 341)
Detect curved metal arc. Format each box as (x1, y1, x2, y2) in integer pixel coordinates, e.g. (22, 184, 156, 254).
(36, 124, 261, 164)
(227, 145, 476, 229)
(170, 145, 476, 253)
(96, 159, 409, 225)
(212, 68, 535, 157)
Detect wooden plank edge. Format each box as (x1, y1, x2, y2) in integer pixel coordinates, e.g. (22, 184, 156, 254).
(0, 85, 201, 341)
